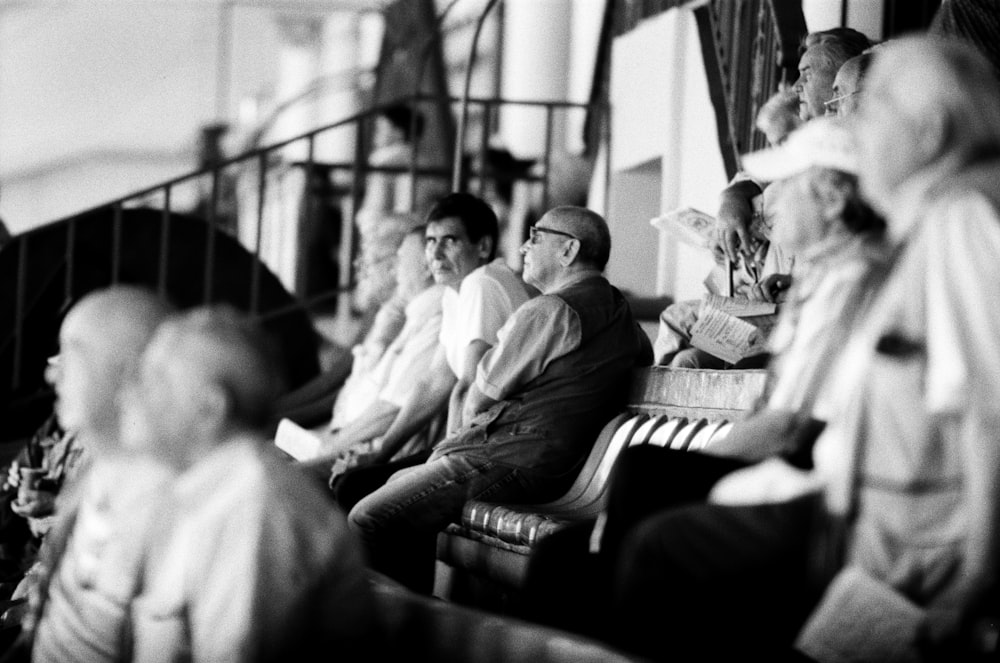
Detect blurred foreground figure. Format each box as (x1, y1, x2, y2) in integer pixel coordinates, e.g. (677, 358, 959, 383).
(16, 286, 174, 661)
(610, 35, 1000, 662)
(118, 306, 377, 662)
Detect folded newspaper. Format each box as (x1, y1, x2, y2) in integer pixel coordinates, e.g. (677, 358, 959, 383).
(275, 418, 324, 461)
(650, 197, 771, 251)
(689, 296, 778, 364)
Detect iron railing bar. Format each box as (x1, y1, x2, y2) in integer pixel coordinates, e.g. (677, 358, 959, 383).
(36, 97, 606, 232)
(478, 99, 491, 198)
(542, 104, 554, 211)
(250, 151, 267, 315)
(203, 170, 219, 304)
(453, 0, 502, 191)
(12, 238, 28, 391)
(111, 203, 123, 284)
(64, 218, 76, 308)
(158, 188, 172, 298)
(254, 285, 355, 325)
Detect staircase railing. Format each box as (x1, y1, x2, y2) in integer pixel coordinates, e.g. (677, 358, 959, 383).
(3, 93, 608, 395)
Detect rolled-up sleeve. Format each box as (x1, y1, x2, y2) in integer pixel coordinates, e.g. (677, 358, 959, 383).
(475, 296, 580, 402)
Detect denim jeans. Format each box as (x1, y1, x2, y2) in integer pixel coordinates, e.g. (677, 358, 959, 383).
(348, 453, 540, 593)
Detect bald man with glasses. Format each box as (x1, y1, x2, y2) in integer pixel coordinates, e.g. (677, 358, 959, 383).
(348, 205, 652, 594)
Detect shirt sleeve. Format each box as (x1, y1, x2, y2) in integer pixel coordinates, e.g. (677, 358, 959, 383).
(924, 193, 1000, 416)
(379, 312, 443, 407)
(454, 270, 515, 351)
(475, 296, 580, 401)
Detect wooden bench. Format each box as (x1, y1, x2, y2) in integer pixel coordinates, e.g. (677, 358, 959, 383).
(433, 366, 768, 612)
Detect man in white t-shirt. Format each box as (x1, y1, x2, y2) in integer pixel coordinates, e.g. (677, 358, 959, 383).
(328, 193, 531, 507)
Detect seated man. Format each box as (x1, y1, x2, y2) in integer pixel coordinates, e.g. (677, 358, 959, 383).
(117, 306, 377, 661)
(348, 205, 653, 594)
(714, 27, 872, 266)
(520, 115, 890, 639)
(610, 36, 1000, 662)
(12, 285, 176, 659)
(291, 225, 444, 466)
(323, 192, 532, 508)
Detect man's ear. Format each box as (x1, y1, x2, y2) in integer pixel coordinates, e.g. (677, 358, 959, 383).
(560, 238, 581, 267)
(476, 236, 494, 262)
(915, 112, 949, 167)
(816, 182, 849, 225)
(197, 382, 230, 431)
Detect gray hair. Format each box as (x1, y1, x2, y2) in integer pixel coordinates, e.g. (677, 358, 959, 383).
(871, 35, 1000, 165)
(546, 206, 612, 271)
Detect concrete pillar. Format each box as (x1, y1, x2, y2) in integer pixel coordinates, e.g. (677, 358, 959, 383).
(315, 13, 363, 164)
(272, 15, 323, 162)
(498, 0, 573, 160)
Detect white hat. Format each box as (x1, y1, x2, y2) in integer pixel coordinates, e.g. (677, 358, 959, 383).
(740, 116, 858, 182)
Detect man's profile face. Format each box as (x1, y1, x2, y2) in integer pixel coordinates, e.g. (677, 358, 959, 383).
(794, 46, 838, 120)
(119, 330, 195, 458)
(52, 315, 108, 436)
(395, 232, 430, 290)
(853, 66, 915, 222)
(520, 213, 575, 291)
(829, 59, 863, 117)
(424, 217, 489, 290)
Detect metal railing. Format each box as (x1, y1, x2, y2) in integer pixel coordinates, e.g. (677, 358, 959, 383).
(2, 94, 609, 395)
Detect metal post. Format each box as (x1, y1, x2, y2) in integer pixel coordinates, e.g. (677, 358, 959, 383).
(158, 187, 172, 298)
(452, 0, 502, 192)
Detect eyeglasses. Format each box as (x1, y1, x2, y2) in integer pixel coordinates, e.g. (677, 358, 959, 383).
(823, 90, 860, 112)
(528, 225, 577, 244)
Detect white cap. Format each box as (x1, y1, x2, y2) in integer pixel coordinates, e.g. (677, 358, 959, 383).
(740, 116, 858, 182)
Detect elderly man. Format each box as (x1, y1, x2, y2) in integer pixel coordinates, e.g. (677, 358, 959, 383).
(322, 192, 531, 509)
(610, 36, 1000, 662)
(349, 205, 652, 594)
(715, 27, 871, 264)
(116, 306, 377, 661)
(18, 286, 175, 661)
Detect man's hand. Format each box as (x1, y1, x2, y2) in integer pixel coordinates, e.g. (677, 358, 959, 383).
(748, 273, 792, 303)
(715, 180, 763, 263)
(11, 489, 56, 519)
(708, 457, 822, 506)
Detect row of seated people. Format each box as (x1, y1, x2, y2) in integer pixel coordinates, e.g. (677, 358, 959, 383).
(4, 9, 1000, 662)
(264, 23, 1000, 663)
(517, 28, 1000, 663)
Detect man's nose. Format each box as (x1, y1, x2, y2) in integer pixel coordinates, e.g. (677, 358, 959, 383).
(44, 355, 60, 386)
(519, 239, 531, 255)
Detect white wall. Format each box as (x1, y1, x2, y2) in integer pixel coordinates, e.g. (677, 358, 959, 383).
(0, 3, 380, 234)
(606, 8, 727, 302)
(803, 0, 884, 40)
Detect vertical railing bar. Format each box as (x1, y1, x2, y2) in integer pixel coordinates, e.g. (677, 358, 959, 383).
(343, 118, 366, 320)
(158, 187, 172, 298)
(408, 100, 420, 213)
(111, 202, 123, 284)
(12, 237, 27, 391)
(603, 103, 612, 221)
(64, 218, 76, 308)
(542, 103, 554, 212)
(250, 151, 267, 315)
(304, 134, 316, 297)
(478, 100, 491, 198)
(203, 170, 219, 304)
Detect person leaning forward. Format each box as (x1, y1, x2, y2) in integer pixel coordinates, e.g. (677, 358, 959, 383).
(347, 205, 653, 594)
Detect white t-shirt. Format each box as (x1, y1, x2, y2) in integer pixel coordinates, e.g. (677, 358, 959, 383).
(439, 258, 531, 377)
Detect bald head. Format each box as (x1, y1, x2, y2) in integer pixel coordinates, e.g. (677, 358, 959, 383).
(55, 285, 173, 443)
(121, 305, 284, 465)
(544, 206, 612, 270)
(855, 36, 1000, 217)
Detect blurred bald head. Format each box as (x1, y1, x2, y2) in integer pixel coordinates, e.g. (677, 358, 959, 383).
(54, 285, 173, 445)
(121, 305, 285, 466)
(855, 35, 1000, 218)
